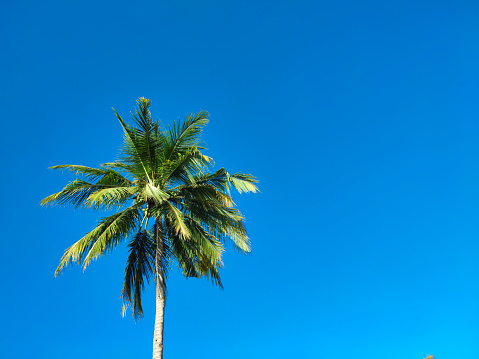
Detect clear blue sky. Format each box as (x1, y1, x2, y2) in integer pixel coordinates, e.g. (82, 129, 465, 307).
(1, 0, 478, 358)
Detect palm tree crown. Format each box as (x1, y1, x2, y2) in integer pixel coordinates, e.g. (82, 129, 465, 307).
(41, 98, 258, 321)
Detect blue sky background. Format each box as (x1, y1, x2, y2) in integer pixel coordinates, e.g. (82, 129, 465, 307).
(1, 0, 478, 358)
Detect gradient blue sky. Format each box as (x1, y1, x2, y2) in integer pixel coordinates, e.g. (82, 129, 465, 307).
(1, 1, 478, 358)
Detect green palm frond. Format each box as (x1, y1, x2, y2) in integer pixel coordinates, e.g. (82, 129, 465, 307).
(114, 109, 154, 182)
(49, 165, 129, 182)
(226, 222, 251, 253)
(82, 205, 143, 267)
(160, 148, 212, 188)
(181, 200, 250, 252)
(130, 98, 165, 176)
(101, 162, 131, 169)
(184, 217, 224, 263)
(167, 224, 224, 289)
(142, 183, 169, 203)
(41, 180, 108, 208)
(121, 229, 156, 319)
(164, 111, 209, 161)
(228, 173, 259, 194)
(158, 201, 190, 239)
(41, 165, 133, 208)
(174, 183, 235, 207)
(172, 168, 259, 195)
(86, 186, 137, 210)
(54, 204, 142, 275)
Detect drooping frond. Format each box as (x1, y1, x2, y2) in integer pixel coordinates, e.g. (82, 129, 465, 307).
(180, 198, 251, 253)
(121, 230, 156, 319)
(82, 205, 143, 267)
(167, 220, 224, 289)
(167, 167, 254, 253)
(184, 217, 224, 265)
(152, 201, 190, 240)
(54, 204, 142, 276)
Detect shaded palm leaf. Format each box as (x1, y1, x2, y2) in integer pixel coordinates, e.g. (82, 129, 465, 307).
(121, 230, 156, 319)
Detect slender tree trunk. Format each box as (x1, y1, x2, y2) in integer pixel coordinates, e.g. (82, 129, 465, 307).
(153, 219, 166, 359)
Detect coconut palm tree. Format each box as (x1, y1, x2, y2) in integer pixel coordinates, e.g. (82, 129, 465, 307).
(41, 98, 258, 359)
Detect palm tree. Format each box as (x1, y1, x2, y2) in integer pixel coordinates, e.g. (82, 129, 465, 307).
(41, 98, 258, 359)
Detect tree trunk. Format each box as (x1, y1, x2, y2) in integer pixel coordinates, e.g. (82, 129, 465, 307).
(153, 219, 166, 359)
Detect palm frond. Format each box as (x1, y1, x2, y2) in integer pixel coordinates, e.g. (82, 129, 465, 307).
(184, 217, 224, 264)
(41, 180, 108, 208)
(155, 201, 190, 239)
(54, 204, 142, 275)
(164, 111, 209, 161)
(121, 229, 156, 319)
(142, 183, 169, 204)
(86, 186, 137, 210)
(114, 109, 154, 182)
(130, 98, 165, 176)
(181, 199, 251, 253)
(160, 148, 212, 188)
(172, 168, 259, 195)
(167, 223, 224, 289)
(173, 183, 235, 207)
(101, 162, 133, 172)
(49, 164, 132, 184)
(228, 173, 259, 194)
(81, 204, 143, 267)
(41, 164, 134, 208)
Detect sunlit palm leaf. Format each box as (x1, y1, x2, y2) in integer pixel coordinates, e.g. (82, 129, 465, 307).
(81, 205, 142, 267)
(114, 109, 153, 182)
(228, 173, 259, 194)
(164, 111, 209, 161)
(86, 186, 137, 210)
(41, 180, 108, 208)
(54, 204, 142, 275)
(172, 168, 258, 195)
(142, 183, 169, 203)
(156, 201, 190, 239)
